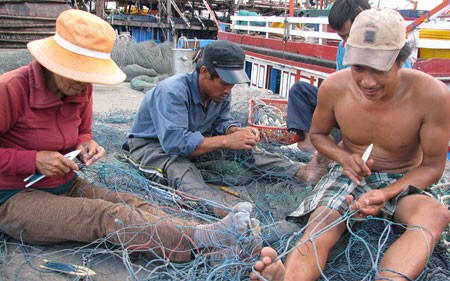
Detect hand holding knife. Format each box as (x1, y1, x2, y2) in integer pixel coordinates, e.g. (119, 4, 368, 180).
(23, 150, 81, 188)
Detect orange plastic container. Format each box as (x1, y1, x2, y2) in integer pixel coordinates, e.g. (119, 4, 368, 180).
(248, 98, 299, 145)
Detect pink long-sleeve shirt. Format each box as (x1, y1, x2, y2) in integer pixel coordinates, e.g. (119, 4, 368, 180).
(0, 60, 93, 190)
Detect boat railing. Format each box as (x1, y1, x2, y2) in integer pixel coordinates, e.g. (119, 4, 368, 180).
(405, 1, 450, 59)
(405, 0, 449, 33)
(230, 15, 340, 45)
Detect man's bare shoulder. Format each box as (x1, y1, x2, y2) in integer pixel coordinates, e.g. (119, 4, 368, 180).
(403, 69, 449, 99)
(319, 69, 352, 92)
(400, 69, 449, 122)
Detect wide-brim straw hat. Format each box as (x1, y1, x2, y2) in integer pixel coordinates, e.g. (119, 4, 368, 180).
(27, 9, 125, 84)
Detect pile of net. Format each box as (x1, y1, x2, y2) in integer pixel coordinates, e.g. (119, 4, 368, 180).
(0, 49, 33, 75)
(0, 39, 172, 93)
(111, 40, 173, 92)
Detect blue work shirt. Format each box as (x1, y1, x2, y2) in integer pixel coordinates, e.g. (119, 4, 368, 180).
(337, 40, 412, 71)
(129, 71, 240, 157)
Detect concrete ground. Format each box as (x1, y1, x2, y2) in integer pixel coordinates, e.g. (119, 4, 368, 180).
(93, 83, 144, 113)
(92, 82, 275, 114)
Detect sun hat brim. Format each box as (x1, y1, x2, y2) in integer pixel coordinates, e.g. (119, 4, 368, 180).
(27, 36, 126, 85)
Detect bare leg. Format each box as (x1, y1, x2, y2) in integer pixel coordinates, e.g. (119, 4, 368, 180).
(250, 207, 346, 281)
(376, 195, 450, 280)
(284, 207, 345, 281)
(294, 152, 329, 184)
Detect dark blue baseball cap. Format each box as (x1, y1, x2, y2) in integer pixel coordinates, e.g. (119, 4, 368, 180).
(203, 40, 249, 84)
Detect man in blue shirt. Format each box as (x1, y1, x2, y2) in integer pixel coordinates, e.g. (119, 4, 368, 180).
(286, 0, 412, 152)
(124, 40, 317, 214)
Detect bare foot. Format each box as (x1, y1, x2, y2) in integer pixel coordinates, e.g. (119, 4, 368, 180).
(296, 132, 316, 153)
(294, 152, 329, 184)
(250, 247, 285, 281)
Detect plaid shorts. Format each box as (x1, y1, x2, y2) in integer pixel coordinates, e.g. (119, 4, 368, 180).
(288, 163, 431, 222)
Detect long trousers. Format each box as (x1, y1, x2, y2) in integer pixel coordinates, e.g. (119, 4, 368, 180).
(286, 81, 318, 139)
(0, 177, 197, 262)
(125, 137, 302, 206)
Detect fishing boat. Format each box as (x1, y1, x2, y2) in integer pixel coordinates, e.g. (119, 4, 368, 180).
(217, 0, 450, 98)
(110, 0, 449, 96)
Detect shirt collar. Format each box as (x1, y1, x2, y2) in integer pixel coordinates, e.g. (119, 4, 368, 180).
(189, 71, 203, 105)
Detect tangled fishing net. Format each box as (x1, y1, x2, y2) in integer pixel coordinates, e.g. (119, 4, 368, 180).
(0, 49, 33, 75)
(0, 41, 449, 281)
(0, 98, 448, 280)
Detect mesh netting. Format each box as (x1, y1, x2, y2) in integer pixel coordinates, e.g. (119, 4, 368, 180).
(0, 49, 33, 75)
(0, 39, 449, 281)
(0, 106, 448, 280)
(111, 40, 173, 77)
(130, 74, 171, 92)
(0, 40, 173, 86)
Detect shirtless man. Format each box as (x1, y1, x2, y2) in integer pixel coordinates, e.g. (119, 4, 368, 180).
(250, 9, 450, 281)
(287, 0, 412, 153)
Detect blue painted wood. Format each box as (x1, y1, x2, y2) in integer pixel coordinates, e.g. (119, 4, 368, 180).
(270, 68, 279, 93)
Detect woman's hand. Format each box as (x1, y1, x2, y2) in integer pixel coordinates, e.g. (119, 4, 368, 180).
(76, 140, 106, 166)
(36, 151, 78, 177)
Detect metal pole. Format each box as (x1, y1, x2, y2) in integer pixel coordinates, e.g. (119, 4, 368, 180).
(95, 0, 105, 18)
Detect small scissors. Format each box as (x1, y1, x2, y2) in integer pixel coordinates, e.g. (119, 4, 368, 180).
(24, 150, 81, 188)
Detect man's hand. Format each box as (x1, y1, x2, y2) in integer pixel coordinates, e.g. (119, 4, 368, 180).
(76, 140, 105, 166)
(225, 128, 259, 150)
(347, 189, 387, 218)
(227, 126, 260, 141)
(36, 151, 79, 177)
(239, 126, 261, 141)
(341, 153, 373, 185)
